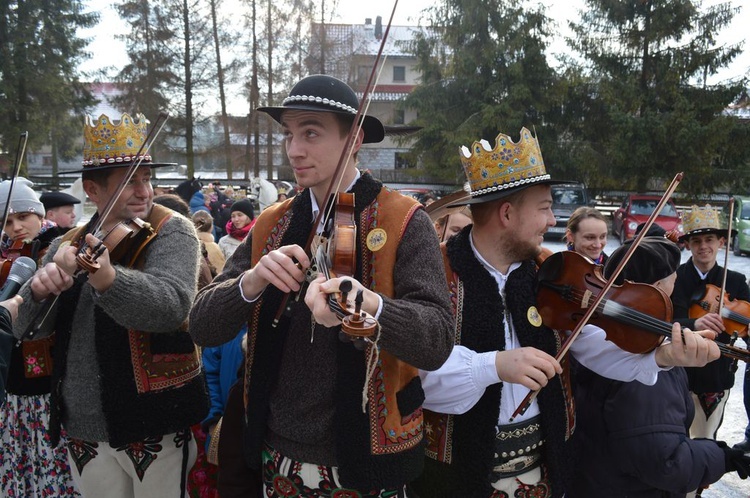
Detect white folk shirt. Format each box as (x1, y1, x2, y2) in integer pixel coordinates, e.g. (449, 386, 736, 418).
(419, 231, 665, 425)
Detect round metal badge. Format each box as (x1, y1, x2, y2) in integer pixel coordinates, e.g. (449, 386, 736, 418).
(527, 306, 543, 327)
(366, 228, 387, 252)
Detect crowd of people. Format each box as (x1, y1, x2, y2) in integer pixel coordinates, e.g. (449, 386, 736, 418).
(0, 74, 750, 498)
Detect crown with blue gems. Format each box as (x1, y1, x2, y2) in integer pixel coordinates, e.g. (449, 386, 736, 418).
(459, 127, 551, 201)
(82, 113, 152, 168)
(678, 204, 733, 241)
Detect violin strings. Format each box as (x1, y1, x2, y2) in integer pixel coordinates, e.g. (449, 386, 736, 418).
(560, 287, 673, 336)
(550, 286, 750, 361)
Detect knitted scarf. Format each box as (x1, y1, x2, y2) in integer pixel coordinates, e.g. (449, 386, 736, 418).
(225, 218, 254, 240)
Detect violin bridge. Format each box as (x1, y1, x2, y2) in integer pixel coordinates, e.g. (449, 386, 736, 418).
(581, 290, 593, 309)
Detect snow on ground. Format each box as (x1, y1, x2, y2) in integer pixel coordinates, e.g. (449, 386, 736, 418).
(542, 237, 750, 497)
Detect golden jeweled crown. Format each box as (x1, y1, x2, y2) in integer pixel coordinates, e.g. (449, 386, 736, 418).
(681, 204, 723, 236)
(459, 127, 549, 198)
(82, 113, 152, 167)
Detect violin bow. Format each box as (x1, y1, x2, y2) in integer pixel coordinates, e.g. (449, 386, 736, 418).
(718, 198, 735, 323)
(0, 132, 29, 240)
(510, 172, 685, 421)
(314, 1, 397, 236)
(272, 0, 399, 326)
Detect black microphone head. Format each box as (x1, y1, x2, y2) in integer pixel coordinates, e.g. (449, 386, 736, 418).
(6, 256, 37, 286)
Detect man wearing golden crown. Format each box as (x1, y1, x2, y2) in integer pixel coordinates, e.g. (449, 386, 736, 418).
(13, 113, 208, 498)
(670, 205, 750, 489)
(188, 75, 453, 497)
(410, 128, 721, 498)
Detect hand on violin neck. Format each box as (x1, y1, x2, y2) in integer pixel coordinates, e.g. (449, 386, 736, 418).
(694, 313, 725, 334)
(304, 274, 379, 328)
(242, 244, 309, 300)
(654, 323, 720, 368)
(30, 262, 74, 302)
(80, 233, 116, 293)
(494, 347, 562, 391)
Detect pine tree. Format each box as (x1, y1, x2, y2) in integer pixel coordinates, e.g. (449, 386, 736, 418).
(0, 0, 96, 175)
(567, 0, 748, 195)
(402, 0, 561, 182)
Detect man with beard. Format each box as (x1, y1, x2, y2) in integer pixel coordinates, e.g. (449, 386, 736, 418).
(409, 128, 720, 498)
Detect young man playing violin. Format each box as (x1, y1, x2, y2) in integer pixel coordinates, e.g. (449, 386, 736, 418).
(410, 128, 721, 498)
(670, 206, 750, 459)
(13, 113, 208, 498)
(188, 75, 453, 497)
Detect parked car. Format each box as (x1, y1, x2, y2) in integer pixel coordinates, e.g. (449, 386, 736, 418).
(545, 182, 591, 240)
(611, 194, 683, 244)
(732, 195, 750, 256)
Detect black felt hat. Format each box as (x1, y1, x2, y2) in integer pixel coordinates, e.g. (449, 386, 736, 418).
(257, 75, 385, 144)
(39, 191, 82, 210)
(604, 237, 681, 286)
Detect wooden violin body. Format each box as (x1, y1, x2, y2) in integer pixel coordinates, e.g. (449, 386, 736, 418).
(0, 238, 36, 284)
(537, 251, 750, 361)
(537, 250, 671, 354)
(689, 283, 750, 339)
(313, 192, 378, 346)
(74, 218, 153, 276)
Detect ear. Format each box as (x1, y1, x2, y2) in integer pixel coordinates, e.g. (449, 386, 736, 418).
(496, 200, 514, 227)
(351, 127, 365, 153)
(82, 179, 102, 205)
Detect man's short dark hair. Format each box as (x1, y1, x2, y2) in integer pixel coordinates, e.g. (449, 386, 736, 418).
(82, 168, 114, 187)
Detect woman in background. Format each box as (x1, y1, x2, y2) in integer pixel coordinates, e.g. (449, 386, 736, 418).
(565, 206, 609, 264)
(218, 199, 255, 260)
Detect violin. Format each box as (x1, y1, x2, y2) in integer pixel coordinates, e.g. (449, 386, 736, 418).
(73, 217, 154, 277)
(689, 283, 750, 339)
(0, 238, 36, 284)
(536, 251, 750, 362)
(311, 192, 377, 347)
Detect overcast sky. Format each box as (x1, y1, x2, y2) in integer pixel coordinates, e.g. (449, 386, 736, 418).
(79, 0, 749, 91)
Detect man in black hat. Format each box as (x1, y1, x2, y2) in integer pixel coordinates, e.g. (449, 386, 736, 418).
(14, 113, 207, 498)
(411, 129, 720, 498)
(188, 75, 453, 496)
(40, 191, 81, 233)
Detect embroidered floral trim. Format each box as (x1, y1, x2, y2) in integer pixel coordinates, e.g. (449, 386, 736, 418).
(67, 438, 99, 475)
(112, 435, 164, 481)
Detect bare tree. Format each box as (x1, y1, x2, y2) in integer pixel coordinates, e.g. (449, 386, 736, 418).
(209, 0, 234, 179)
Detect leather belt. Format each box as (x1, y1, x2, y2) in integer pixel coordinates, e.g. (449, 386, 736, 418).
(491, 415, 545, 479)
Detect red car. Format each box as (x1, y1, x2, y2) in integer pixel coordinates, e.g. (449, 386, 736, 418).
(611, 194, 683, 244)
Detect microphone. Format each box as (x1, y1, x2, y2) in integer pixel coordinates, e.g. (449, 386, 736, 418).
(0, 256, 37, 301)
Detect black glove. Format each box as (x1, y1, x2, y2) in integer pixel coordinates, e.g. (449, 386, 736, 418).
(718, 440, 750, 479)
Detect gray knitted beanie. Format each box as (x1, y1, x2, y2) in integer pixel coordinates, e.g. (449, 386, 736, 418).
(0, 177, 45, 217)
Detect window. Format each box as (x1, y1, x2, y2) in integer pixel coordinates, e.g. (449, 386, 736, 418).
(394, 109, 405, 125)
(357, 66, 370, 85)
(395, 152, 413, 169)
(393, 66, 405, 82)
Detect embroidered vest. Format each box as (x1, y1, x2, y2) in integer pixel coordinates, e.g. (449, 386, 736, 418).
(244, 178, 428, 489)
(50, 204, 208, 446)
(413, 228, 575, 498)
